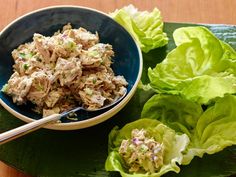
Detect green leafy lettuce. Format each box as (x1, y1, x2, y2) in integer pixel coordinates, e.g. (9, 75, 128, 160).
(105, 119, 189, 177)
(141, 94, 236, 165)
(148, 26, 236, 104)
(141, 94, 203, 137)
(110, 5, 168, 53)
(183, 94, 236, 164)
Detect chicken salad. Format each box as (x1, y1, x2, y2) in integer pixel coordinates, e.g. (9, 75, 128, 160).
(2, 24, 128, 117)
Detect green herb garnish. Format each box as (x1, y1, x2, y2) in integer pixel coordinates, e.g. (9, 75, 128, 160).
(93, 78, 97, 84)
(23, 63, 29, 70)
(19, 53, 26, 59)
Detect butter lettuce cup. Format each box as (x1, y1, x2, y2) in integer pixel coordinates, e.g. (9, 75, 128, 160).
(105, 119, 189, 177)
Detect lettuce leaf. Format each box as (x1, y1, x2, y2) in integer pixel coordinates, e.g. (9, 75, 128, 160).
(105, 119, 189, 177)
(110, 5, 168, 53)
(141, 94, 203, 137)
(182, 94, 236, 165)
(148, 26, 236, 104)
(141, 94, 236, 166)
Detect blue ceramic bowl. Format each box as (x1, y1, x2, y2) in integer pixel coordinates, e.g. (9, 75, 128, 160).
(0, 6, 142, 130)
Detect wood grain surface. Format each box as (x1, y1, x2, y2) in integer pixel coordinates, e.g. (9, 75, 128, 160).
(0, 0, 235, 177)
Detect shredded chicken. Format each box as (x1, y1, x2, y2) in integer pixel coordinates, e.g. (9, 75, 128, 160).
(2, 24, 128, 117)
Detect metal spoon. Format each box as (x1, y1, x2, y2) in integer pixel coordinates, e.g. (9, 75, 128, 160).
(0, 90, 127, 145)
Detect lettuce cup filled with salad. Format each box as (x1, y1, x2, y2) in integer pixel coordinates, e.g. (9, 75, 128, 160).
(105, 119, 189, 177)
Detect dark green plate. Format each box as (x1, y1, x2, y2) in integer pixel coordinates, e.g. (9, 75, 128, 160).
(0, 22, 236, 177)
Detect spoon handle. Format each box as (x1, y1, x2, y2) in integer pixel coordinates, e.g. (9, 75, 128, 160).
(0, 114, 61, 145)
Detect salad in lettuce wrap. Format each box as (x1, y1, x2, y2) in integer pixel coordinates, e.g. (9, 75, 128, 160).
(105, 119, 189, 177)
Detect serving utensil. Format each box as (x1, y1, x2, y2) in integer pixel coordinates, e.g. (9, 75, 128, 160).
(0, 90, 127, 145)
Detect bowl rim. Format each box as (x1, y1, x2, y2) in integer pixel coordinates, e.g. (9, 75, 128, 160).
(0, 5, 143, 130)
